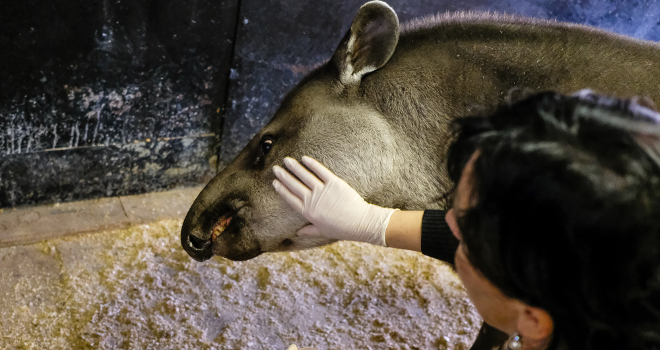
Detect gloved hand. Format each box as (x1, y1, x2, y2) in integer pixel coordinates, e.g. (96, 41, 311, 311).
(272, 156, 398, 246)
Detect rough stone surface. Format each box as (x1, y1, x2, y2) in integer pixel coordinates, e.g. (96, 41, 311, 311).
(121, 186, 203, 224)
(0, 197, 128, 247)
(0, 186, 203, 247)
(219, 0, 660, 168)
(0, 244, 64, 336)
(0, 0, 238, 208)
(0, 137, 214, 208)
(2, 0, 659, 208)
(0, 220, 482, 350)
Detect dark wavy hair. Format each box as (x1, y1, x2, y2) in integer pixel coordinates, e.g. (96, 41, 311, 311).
(446, 91, 660, 350)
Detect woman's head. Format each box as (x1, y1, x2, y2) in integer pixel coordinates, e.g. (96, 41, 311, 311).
(445, 91, 660, 350)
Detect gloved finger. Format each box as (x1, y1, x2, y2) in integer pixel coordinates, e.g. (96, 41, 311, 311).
(286, 345, 298, 350)
(273, 179, 305, 214)
(297, 224, 322, 236)
(273, 165, 311, 200)
(301, 156, 336, 183)
(284, 157, 324, 190)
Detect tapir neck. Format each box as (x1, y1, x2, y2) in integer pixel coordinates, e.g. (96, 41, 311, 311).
(356, 13, 660, 210)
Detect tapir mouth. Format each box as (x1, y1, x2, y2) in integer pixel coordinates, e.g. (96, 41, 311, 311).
(185, 208, 239, 259)
(211, 214, 233, 243)
(183, 198, 262, 261)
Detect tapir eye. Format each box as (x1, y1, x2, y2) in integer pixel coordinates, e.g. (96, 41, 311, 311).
(261, 139, 273, 156)
(255, 138, 274, 166)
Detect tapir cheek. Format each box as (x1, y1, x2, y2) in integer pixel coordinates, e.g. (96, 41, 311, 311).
(211, 225, 263, 261)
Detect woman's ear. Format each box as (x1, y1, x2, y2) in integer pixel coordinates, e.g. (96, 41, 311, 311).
(516, 306, 554, 348)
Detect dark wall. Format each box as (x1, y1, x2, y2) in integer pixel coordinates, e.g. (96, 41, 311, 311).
(0, 0, 239, 207)
(1, 0, 659, 208)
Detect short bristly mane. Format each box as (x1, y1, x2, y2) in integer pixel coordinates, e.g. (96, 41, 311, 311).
(400, 11, 658, 47)
(401, 11, 542, 33)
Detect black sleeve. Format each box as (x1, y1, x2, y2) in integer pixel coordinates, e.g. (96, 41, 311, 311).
(420, 209, 459, 264)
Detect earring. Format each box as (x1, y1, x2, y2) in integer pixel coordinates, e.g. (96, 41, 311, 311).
(506, 332, 522, 350)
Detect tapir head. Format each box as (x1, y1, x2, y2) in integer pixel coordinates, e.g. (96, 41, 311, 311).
(181, 1, 403, 261)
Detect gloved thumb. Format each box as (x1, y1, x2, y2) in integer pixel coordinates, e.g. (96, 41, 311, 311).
(297, 224, 322, 236)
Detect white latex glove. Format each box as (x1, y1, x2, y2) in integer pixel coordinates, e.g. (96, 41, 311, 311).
(272, 156, 398, 246)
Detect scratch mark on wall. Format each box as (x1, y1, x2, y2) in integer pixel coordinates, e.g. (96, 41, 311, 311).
(69, 122, 80, 148)
(52, 124, 58, 149)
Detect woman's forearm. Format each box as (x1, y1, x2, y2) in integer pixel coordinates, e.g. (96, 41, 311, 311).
(384, 210, 425, 252)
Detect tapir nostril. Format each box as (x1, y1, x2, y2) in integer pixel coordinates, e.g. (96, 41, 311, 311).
(188, 234, 211, 250)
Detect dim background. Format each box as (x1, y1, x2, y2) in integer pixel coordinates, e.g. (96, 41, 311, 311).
(0, 0, 659, 208)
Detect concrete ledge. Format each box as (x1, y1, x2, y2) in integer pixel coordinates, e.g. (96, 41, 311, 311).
(0, 186, 203, 247)
(121, 187, 202, 225)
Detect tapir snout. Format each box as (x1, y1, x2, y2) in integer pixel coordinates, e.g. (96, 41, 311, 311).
(181, 164, 261, 261)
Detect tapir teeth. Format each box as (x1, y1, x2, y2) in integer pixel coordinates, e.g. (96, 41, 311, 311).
(211, 226, 225, 241)
(211, 215, 233, 242)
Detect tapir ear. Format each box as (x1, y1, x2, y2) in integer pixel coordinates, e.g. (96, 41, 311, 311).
(332, 1, 399, 86)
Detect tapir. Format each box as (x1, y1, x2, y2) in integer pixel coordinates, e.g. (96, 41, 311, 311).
(182, 1, 660, 261)
(181, 0, 660, 348)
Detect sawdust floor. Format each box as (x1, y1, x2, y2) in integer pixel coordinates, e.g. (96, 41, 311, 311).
(0, 219, 481, 350)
